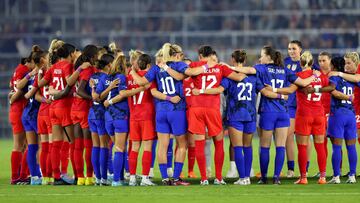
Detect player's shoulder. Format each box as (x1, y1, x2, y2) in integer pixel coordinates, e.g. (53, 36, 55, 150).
(189, 61, 206, 68)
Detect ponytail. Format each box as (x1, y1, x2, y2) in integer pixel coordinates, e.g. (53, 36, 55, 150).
(300, 51, 313, 68)
(231, 49, 247, 64)
(262, 46, 284, 67)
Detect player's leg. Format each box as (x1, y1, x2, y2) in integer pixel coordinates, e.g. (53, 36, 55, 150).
(112, 131, 127, 186)
(273, 127, 288, 184)
(286, 118, 295, 177)
(187, 132, 196, 178)
(173, 134, 189, 185)
(258, 129, 272, 184)
(157, 132, 171, 184)
(294, 134, 310, 184)
(73, 123, 85, 184)
(328, 137, 342, 184)
(243, 132, 253, 185)
(228, 125, 245, 184)
(10, 110, 26, 184)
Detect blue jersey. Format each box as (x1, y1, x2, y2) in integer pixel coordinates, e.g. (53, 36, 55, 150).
(106, 73, 129, 120)
(256, 63, 298, 113)
(22, 76, 40, 121)
(221, 75, 257, 122)
(88, 72, 106, 120)
(145, 61, 187, 111)
(284, 57, 302, 108)
(329, 76, 360, 115)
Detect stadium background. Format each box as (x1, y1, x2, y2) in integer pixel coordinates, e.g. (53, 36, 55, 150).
(0, 0, 359, 137)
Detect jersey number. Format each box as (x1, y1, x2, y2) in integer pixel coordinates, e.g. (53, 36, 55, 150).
(270, 79, 284, 88)
(307, 85, 322, 101)
(185, 88, 191, 97)
(160, 77, 176, 95)
(201, 75, 217, 89)
(341, 86, 353, 104)
(53, 77, 65, 90)
(133, 91, 144, 105)
(237, 83, 253, 101)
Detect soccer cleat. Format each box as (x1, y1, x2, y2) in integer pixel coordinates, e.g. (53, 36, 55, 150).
(206, 167, 212, 178)
(286, 170, 295, 178)
(173, 178, 190, 186)
(112, 180, 128, 187)
(294, 177, 308, 185)
(244, 177, 251, 185)
(167, 168, 174, 178)
(48, 178, 54, 185)
(234, 178, 246, 185)
(42, 177, 50, 185)
(95, 178, 101, 186)
(30, 176, 42, 185)
(273, 177, 281, 185)
(53, 178, 72, 185)
(162, 178, 174, 186)
(77, 177, 85, 186)
(226, 169, 238, 178)
(12, 177, 30, 185)
(140, 176, 156, 186)
(327, 176, 340, 184)
(188, 171, 197, 178)
(129, 175, 138, 186)
(346, 175, 356, 184)
(124, 172, 130, 180)
(85, 177, 95, 186)
(257, 177, 268, 184)
(214, 179, 226, 185)
(100, 179, 110, 186)
(318, 177, 326, 184)
(149, 168, 154, 179)
(60, 173, 74, 185)
(200, 180, 209, 186)
(108, 173, 114, 183)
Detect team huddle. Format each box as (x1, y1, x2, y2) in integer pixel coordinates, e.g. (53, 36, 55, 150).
(8, 39, 360, 186)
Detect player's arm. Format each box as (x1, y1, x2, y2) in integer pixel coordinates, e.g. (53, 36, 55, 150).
(219, 62, 256, 75)
(159, 64, 186, 80)
(184, 65, 207, 77)
(66, 62, 91, 86)
(331, 89, 353, 101)
(130, 69, 150, 86)
(104, 86, 146, 107)
(99, 78, 120, 100)
(76, 80, 92, 100)
(300, 83, 336, 95)
(267, 84, 298, 95)
(16, 68, 38, 90)
(329, 72, 360, 83)
(34, 89, 50, 103)
(192, 86, 225, 95)
(51, 85, 72, 100)
(260, 88, 288, 100)
(9, 89, 24, 105)
(24, 87, 38, 100)
(150, 87, 181, 104)
(226, 72, 247, 82)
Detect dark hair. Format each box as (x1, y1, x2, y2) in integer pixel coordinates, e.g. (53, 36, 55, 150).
(319, 51, 332, 59)
(262, 46, 284, 67)
(56, 43, 76, 59)
(137, 54, 152, 70)
(20, 58, 28, 65)
(198, 45, 214, 58)
(231, 49, 247, 64)
(97, 54, 114, 70)
(289, 40, 302, 49)
(331, 57, 345, 72)
(74, 45, 98, 69)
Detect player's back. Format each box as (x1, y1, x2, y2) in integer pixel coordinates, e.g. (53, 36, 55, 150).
(330, 76, 359, 114)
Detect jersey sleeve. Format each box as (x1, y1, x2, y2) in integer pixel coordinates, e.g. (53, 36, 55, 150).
(79, 68, 92, 82)
(222, 65, 233, 78)
(256, 69, 265, 91)
(173, 61, 188, 74)
(285, 68, 298, 84)
(144, 65, 158, 82)
(118, 75, 127, 91)
(220, 78, 230, 90)
(150, 81, 157, 90)
(63, 63, 74, 78)
(43, 68, 52, 82)
(329, 76, 338, 87)
(14, 66, 29, 81)
(95, 78, 105, 95)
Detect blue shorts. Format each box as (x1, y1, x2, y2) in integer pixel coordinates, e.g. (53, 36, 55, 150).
(228, 120, 256, 134)
(89, 119, 107, 135)
(105, 120, 114, 136)
(259, 112, 290, 130)
(156, 111, 187, 136)
(22, 117, 38, 133)
(327, 113, 357, 140)
(113, 119, 129, 134)
(288, 107, 296, 119)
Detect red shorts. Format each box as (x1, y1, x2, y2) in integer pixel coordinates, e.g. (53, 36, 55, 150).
(50, 107, 72, 127)
(129, 120, 156, 141)
(71, 110, 89, 129)
(295, 115, 326, 135)
(9, 111, 24, 134)
(38, 115, 52, 134)
(188, 107, 222, 137)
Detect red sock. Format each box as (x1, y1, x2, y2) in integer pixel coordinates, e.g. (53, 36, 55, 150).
(74, 138, 84, 178)
(128, 140, 132, 152)
(84, 139, 93, 177)
(11, 151, 22, 180)
(214, 139, 224, 180)
(52, 140, 63, 179)
(60, 141, 69, 174)
(315, 142, 327, 176)
(297, 144, 307, 178)
(188, 146, 196, 172)
(20, 149, 29, 179)
(70, 143, 76, 178)
(324, 137, 328, 159)
(358, 138, 360, 145)
(40, 142, 49, 177)
(46, 143, 53, 177)
(142, 151, 152, 176)
(195, 140, 206, 181)
(129, 151, 138, 175)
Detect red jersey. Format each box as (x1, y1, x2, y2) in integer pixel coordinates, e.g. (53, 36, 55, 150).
(183, 77, 194, 108)
(71, 66, 95, 111)
(320, 71, 331, 115)
(43, 60, 74, 108)
(296, 69, 328, 116)
(189, 61, 233, 109)
(127, 70, 155, 121)
(9, 64, 29, 112)
(33, 73, 51, 117)
(353, 64, 360, 114)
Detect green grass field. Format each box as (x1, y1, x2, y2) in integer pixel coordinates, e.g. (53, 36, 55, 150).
(1, 138, 360, 203)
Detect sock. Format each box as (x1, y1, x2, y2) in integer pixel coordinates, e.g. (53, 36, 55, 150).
(40, 142, 49, 177)
(324, 137, 328, 159)
(108, 142, 114, 174)
(205, 139, 212, 168)
(167, 138, 173, 168)
(91, 147, 101, 179)
(120, 152, 126, 180)
(259, 147, 270, 178)
(46, 143, 53, 177)
(173, 162, 184, 179)
(274, 147, 285, 178)
(332, 144, 342, 177)
(74, 138, 84, 178)
(243, 146, 253, 178)
(195, 140, 207, 181)
(346, 144, 357, 176)
(306, 161, 310, 172)
(151, 140, 157, 168)
(188, 146, 196, 173)
(129, 151, 139, 175)
(124, 151, 129, 173)
(113, 151, 124, 182)
(314, 142, 326, 176)
(142, 151, 152, 176)
(20, 149, 29, 179)
(84, 139, 93, 177)
(214, 139, 224, 180)
(358, 138, 360, 145)
(159, 163, 168, 179)
(234, 146, 245, 179)
(70, 143, 76, 178)
(11, 151, 22, 180)
(287, 160, 295, 171)
(60, 141, 69, 174)
(52, 141, 63, 179)
(297, 144, 307, 178)
(100, 147, 109, 180)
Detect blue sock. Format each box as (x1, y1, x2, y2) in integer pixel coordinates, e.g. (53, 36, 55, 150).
(332, 144, 342, 177)
(120, 152, 126, 180)
(124, 151, 129, 173)
(260, 147, 270, 178)
(108, 143, 114, 174)
(27, 144, 39, 177)
(100, 147, 109, 180)
(159, 163, 168, 179)
(36, 163, 42, 177)
(287, 160, 295, 171)
(274, 147, 285, 178)
(173, 162, 184, 179)
(91, 147, 101, 179)
(113, 152, 124, 182)
(306, 161, 310, 172)
(243, 146, 253, 178)
(151, 140, 157, 168)
(167, 138, 173, 168)
(346, 144, 357, 176)
(234, 146, 245, 179)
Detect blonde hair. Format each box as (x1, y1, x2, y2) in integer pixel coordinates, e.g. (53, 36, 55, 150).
(129, 49, 144, 65)
(344, 52, 360, 66)
(107, 43, 127, 75)
(300, 50, 313, 68)
(162, 43, 183, 63)
(48, 39, 64, 53)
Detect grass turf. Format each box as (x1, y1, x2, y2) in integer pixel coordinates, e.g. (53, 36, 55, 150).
(1, 138, 360, 203)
